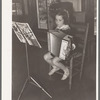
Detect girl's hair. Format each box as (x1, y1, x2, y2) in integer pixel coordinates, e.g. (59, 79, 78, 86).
(55, 9, 70, 25)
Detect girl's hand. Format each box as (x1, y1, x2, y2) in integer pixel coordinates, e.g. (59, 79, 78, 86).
(60, 25, 70, 30)
(72, 44, 76, 50)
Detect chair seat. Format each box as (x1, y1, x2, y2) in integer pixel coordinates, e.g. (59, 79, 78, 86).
(66, 51, 82, 61)
(74, 52, 82, 58)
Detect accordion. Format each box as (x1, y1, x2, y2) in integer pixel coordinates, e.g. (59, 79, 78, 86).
(47, 30, 73, 60)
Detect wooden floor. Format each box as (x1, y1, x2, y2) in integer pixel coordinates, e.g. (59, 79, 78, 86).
(12, 33, 96, 100)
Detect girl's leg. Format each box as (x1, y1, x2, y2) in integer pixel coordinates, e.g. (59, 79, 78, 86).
(44, 52, 53, 65)
(44, 52, 59, 75)
(52, 57, 69, 80)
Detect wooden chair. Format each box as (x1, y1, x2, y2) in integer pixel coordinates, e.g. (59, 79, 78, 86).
(54, 23, 89, 90)
(48, 2, 89, 90)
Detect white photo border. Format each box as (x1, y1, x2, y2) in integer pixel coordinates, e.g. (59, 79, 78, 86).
(2, 0, 98, 100)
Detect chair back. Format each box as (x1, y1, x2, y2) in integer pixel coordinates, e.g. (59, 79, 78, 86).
(73, 12, 86, 23)
(70, 23, 89, 54)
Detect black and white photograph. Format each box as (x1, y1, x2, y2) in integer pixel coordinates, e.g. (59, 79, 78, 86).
(2, 0, 98, 100)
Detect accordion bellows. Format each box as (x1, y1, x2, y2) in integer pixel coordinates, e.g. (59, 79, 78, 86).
(48, 30, 72, 60)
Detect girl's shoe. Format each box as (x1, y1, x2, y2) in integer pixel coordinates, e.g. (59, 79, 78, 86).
(61, 68, 69, 80)
(48, 67, 60, 76)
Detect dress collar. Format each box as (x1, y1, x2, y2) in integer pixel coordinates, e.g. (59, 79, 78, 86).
(56, 25, 70, 30)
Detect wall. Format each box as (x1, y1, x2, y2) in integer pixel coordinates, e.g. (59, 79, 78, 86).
(12, 0, 95, 41)
(60, 0, 82, 11)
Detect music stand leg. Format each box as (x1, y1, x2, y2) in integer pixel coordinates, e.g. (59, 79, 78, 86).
(30, 77, 52, 98)
(17, 78, 29, 100)
(17, 42, 52, 100)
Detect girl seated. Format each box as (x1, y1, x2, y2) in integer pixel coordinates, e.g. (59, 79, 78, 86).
(44, 9, 76, 80)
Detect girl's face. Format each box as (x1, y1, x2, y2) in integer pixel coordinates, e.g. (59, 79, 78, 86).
(55, 15, 64, 28)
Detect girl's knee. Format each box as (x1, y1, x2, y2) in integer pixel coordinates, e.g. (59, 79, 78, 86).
(44, 53, 48, 60)
(44, 52, 51, 60)
(52, 57, 62, 65)
(52, 58, 59, 65)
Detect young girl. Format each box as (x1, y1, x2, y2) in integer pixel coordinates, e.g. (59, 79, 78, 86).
(44, 9, 76, 80)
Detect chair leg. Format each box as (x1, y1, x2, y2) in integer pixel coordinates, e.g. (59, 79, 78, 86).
(49, 65, 52, 72)
(69, 57, 73, 90)
(80, 56, 85, 79)
(49, 65, 52, 79)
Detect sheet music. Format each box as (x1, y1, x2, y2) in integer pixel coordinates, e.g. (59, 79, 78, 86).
(12, 22, 26, 43)
(12, 22, 42, 48)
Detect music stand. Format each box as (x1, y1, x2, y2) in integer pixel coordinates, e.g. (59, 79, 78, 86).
(12, 22, 52, 100)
